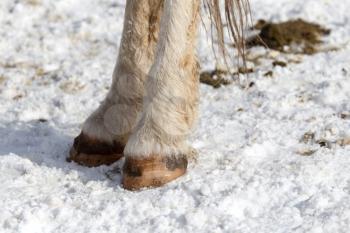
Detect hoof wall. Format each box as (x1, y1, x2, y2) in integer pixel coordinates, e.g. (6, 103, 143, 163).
(122, 155, 187, 190)
(68, 147, 123, 167)
(67, 132, 124, 167)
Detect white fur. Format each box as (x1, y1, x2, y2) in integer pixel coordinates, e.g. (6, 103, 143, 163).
(82, 0, 161, 145)
(124, 0, 200, 157)
(81, 0, 199, 157)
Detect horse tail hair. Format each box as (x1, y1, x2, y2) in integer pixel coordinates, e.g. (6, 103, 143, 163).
(203, 0, 251, 66)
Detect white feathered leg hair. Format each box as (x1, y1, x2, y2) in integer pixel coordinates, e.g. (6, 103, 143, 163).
(124, 0, 200, 158)
(122, 0, 201, 190)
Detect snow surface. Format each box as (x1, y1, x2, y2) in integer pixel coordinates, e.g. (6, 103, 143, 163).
(1, 0, 350, 232)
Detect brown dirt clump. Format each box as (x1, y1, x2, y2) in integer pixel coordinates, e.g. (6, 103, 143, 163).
(201, 19, 331, 88)
(248, 19, 331, 54)
(272, 61, 287, 67)
(200, 67, 254, 88)
(200, 69, 232, 88)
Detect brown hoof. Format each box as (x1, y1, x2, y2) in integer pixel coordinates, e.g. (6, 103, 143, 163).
(67, 132, 124, 167)
(122, 155, 188, 190)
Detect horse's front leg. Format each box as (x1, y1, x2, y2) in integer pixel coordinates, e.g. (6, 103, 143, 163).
(122, 0, 201, 190)
(68, 0, 163, 167)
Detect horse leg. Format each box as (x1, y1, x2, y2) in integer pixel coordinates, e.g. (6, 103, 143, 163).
(122, 0, 200, 190)
(68, 0, 163, 167)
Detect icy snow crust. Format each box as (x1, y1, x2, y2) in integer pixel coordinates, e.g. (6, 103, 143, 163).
(1, 0, 350, 232)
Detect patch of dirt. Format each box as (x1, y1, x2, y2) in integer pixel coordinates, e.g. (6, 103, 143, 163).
(200, 66, 254, 88)
(233, 67, 254, 75)
(337, 137, 350, 146)
(263, 71, 273, 77)
(340, 111, 350, 119)
(272, 61, 287, 67)
(298, 131, 350, 156)
(0, 75, 6, 85)
(300, 132, 315, 144)
(248, 19, 331, 54)
(202, 19, 331, 88)
(199, 69, 232, 88)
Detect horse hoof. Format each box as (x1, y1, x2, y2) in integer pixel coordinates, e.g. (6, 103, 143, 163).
(67, 132, 124, 167)
(122, 155, 187, 190)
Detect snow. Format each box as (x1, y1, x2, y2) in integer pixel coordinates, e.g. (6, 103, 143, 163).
(1, 0, 350, 232)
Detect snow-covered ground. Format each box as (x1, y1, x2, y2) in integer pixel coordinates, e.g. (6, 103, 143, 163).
(1, 0, 350, 232)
